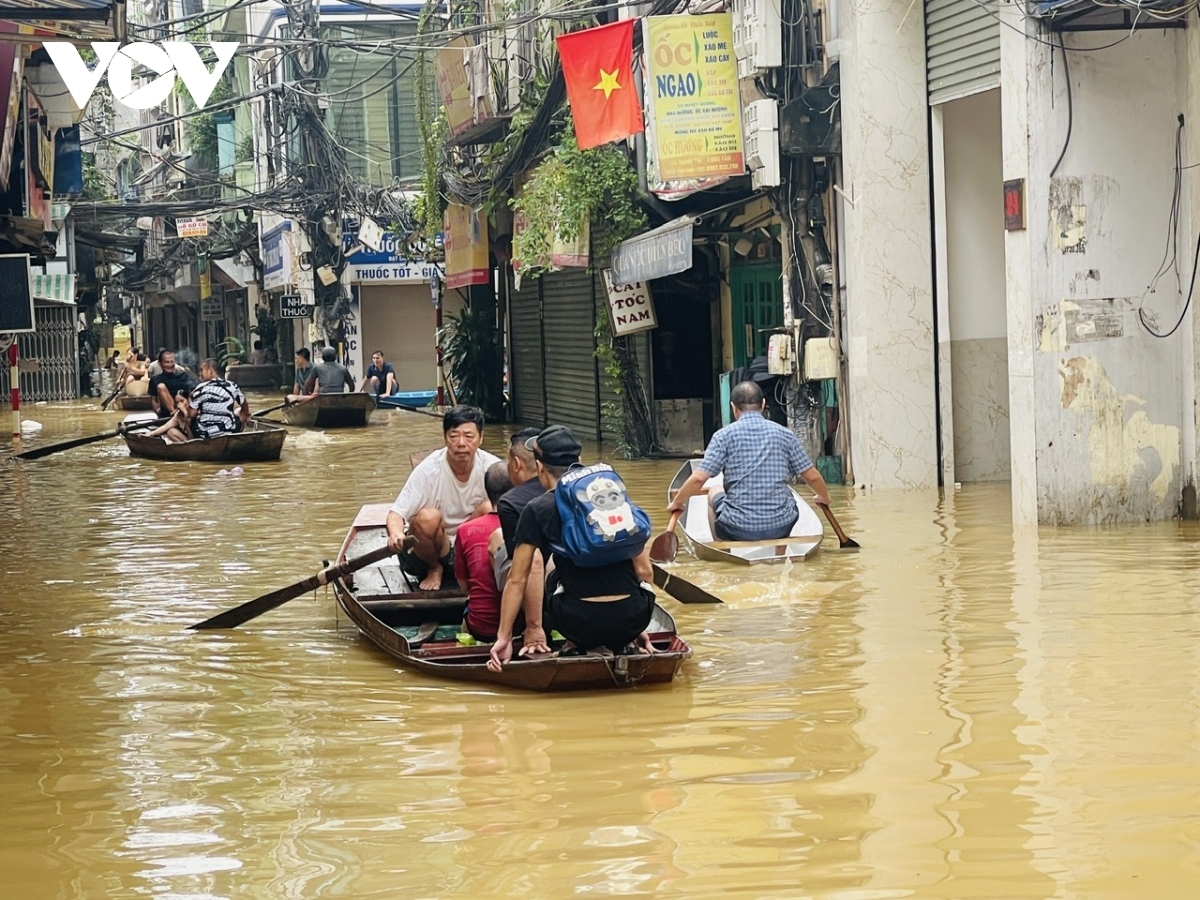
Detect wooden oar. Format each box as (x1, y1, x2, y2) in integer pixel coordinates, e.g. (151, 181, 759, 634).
(189, 537, 416, 630)
(253, 401, 290, 418)
(652, 563, 722, 604)
(9, 416, 167, 461)
(817, 502, 860, 550)
(649, 510, 682, 563)
(99, 382, 124, 410)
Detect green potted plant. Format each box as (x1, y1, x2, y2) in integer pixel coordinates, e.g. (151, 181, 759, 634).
(219, 336, 247, 370)
(443, 307, 504, 419)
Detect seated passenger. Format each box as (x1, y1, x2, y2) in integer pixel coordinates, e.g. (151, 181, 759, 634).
(148, 350, 192, 415)
(302, 346, 355, 396)
(488, 426, 658, 670)
(384, 405, 501, 590)
(186, 358, 250, 438)
(454, 463, 512, 642)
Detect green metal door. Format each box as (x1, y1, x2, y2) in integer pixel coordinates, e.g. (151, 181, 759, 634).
(730, 262, 783, 367)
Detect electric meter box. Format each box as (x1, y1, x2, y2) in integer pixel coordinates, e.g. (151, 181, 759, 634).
(803, 337, 839, 381)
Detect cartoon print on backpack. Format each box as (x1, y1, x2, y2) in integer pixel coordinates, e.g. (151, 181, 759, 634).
(582, 476, 641, 542)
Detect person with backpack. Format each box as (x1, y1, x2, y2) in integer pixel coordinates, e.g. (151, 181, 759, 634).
(487, 425, 658, 671)
(668, 379, 832, 541)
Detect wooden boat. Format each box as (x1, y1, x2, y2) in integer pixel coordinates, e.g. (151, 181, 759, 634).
(330, 504, 693, 691)
(121, 413, 287, 462)
(111, 394, 154, 411)
(282, 392, 375, 428)
(668, 459, 824, 564)
(376, 389, 437, 409)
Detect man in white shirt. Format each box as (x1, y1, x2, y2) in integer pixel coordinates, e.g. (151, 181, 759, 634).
(386, 405, 501, 590)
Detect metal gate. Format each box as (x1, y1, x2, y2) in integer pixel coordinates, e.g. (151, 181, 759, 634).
(541, 267, 600, 440)
(509, 274, 545, 427)
(925, 0, 1000, 105)
(0, 304, 79, 401)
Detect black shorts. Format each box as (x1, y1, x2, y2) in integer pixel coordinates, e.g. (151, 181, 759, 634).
(543, 571, 655, 651)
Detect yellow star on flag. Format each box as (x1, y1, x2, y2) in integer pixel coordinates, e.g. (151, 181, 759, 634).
(593, 69, 622, 99)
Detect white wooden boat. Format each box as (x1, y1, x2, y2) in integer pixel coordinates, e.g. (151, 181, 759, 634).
(668, 459, 824, 565)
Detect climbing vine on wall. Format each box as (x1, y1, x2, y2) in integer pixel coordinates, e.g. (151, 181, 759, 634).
(511, 131, 646, 278)
(595, 307, 654, 459)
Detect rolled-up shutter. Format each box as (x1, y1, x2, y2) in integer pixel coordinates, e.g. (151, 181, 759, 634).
(925, 0, 1000, 105)
(541, 267, 600, 440)
(509, 274, 545, 427)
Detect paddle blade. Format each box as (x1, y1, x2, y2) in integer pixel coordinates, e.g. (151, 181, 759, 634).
(189, 539, 413, 630)
(649, 531, 678, 564)
(649, 510, 681, 564)
(10, 429, 119, 460)
(817, 503, 860, 551)
(652, 564, 722, 604)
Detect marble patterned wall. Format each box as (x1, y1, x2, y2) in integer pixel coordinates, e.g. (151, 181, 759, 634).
(839, 0, 938, 490)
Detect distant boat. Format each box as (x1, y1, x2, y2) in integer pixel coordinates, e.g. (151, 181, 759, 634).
(330, 503, 693, 691)
(376, 390, 437, 409)
(282, 392, 375, 428)
(121, 415, 286, 462)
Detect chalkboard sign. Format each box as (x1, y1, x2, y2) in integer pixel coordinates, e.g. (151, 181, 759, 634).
(0, 254, 34, 334)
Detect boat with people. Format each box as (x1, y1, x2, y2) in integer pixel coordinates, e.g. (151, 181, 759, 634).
(110, 394, 155, 411)
(282, 392, 376, 428)
(119, 412, 287, 462)
(667, 459, 824, 565)
(330, 503, 693, 691)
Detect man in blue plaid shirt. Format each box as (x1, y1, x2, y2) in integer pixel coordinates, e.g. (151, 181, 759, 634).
(668, 381, 832, 541)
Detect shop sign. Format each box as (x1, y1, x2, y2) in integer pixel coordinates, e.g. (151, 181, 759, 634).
(644, 14, 744, 182)
(436, 38, 475, 138)
(261, 220, 293, 290)
(279, 293, 313, 319)
(342, 229, 440, 284)
(200, 293, 223, 321)
(610, 216, 693, 286)
(444, 203, 490, 290)
(602, 270, 657, 336)
(177, 217, 208, 238)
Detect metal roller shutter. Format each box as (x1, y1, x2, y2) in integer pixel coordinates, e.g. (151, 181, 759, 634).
(509, 275, 545, 427)
(541, 267, 600, 440)
(925, 0, 1000, 105)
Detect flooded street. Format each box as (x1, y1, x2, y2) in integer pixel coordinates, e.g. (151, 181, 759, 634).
(3, 400, 1200, 898)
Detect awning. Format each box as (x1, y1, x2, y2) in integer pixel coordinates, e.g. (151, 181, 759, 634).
(34, 272, 75, 305)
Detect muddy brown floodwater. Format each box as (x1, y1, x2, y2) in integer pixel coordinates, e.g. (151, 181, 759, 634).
(2, 399, 1200, 898)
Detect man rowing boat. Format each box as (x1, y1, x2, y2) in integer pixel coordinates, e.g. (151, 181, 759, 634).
(667, 380, 832, 542)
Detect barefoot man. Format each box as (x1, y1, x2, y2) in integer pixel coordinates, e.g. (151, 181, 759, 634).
(385, 405, 501, 590)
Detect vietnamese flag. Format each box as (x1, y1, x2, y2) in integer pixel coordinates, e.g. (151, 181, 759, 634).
(556, 20, 644, 151)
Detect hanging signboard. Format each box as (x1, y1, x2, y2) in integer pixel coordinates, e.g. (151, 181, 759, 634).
(200, 292, 223, 321)
(437, 38, 475, 139)
(602, 270, 657, 336)
(342, 229, 440, 284)
(444, 202, 490, 289)
(177, 217, 209, 238)
(261, 220, 293, 290)
(610, 216, 693, 286)
(0, 253, 34, 333)
(279, 293, 314, 319)
(644, 14, 744, 182)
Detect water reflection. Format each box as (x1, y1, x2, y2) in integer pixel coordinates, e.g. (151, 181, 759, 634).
(3, 403, 1200, 896)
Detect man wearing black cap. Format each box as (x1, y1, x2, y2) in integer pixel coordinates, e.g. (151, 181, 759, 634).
(303, 346, 356, 395)
(488, 425, 657, 670)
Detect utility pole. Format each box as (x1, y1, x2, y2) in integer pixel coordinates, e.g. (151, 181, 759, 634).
(282, 0, 346, 356)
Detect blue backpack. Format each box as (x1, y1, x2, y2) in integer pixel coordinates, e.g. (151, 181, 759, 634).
(552, 463, 651, 567)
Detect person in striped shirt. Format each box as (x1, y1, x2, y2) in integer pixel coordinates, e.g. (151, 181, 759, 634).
(159, 358, 250, 442)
